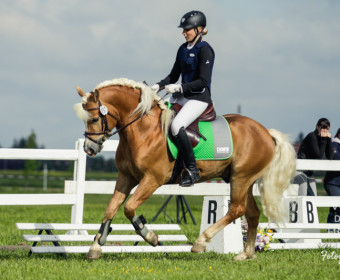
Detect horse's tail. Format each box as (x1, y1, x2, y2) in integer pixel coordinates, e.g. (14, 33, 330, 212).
(259, 129, 296, 224)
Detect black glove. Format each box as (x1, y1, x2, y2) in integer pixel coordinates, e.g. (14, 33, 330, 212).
(173, 91, 183, 99)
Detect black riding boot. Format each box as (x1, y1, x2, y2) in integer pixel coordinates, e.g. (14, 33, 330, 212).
(175, 127, 200, 187)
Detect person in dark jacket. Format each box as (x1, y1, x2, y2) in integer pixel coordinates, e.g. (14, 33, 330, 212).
(294, 118, 334, 195)
(151, 11, 215, 187)
(324, 128, 340, 224)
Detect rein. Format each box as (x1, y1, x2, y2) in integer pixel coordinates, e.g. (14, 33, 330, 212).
(83, 90, 169, 145)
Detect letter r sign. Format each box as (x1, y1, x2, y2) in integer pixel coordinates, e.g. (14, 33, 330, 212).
(208, 200, 217, 224)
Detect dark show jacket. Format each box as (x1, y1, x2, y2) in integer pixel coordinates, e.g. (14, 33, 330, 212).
(297, 129, 334, 176)
(157, 37, 215, 104)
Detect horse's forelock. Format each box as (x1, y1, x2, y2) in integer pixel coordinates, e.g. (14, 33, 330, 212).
(73, 102, 90, 121)
(81, 93, 91, 104)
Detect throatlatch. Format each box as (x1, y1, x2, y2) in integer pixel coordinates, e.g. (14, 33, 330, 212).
(97, 219, 112, 246)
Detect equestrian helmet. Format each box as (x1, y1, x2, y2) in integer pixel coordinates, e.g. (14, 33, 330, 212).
(178, 11, 206, 29)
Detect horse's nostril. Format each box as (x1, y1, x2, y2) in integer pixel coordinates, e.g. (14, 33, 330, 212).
(84, 146, 95, 156)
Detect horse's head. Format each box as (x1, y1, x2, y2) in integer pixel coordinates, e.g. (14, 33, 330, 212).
(74, 78, 174, 156)
(73, 86, 118, 156)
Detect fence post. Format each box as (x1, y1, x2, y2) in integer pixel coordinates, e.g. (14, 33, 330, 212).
(279, 196, 321, 243)
(71, 139, 87, 225)
(199, 195, 243, 254)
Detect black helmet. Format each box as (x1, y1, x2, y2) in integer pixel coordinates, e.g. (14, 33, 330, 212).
(178, 11, 206, 29)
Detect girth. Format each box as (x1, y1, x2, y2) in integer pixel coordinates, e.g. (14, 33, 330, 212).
(171, 103, 216, 147)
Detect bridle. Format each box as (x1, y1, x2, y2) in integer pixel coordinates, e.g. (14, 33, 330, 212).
(83, 90, 167, 146)
(83, 97, 120, 145)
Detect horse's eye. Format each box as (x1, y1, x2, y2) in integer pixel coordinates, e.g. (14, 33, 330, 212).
(91, 118, 100, 123)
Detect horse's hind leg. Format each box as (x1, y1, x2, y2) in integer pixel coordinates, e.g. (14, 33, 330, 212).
(234, 185, 259, 261)
(87, 175, 137, 260)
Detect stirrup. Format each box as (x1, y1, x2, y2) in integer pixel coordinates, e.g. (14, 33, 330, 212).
(180, 168, 200, 187)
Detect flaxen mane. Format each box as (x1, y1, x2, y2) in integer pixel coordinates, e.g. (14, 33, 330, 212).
(74, 78, 173, 137)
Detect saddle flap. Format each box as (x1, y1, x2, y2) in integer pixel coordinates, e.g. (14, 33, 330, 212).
(199, 103, 216, 122)
(171, 103, 216, 148)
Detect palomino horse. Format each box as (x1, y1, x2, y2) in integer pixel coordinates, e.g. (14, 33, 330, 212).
(74, 78, 296, 260)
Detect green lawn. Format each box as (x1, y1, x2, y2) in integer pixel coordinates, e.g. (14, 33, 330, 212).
(0, 178, 339, 279)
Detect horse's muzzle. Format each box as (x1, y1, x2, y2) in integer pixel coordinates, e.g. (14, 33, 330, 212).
(83, 141, 103, 156)
(84, 146, 96, 156)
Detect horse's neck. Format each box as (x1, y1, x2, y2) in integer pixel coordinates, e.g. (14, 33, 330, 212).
(103, 85, 165, 146)
(102, 86, 140, 124)
(119, 108, 163, 141)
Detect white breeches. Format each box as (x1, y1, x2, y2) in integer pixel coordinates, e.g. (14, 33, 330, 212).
(169, 95, 209, 136)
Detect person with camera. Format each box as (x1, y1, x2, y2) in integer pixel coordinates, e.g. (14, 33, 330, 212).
(294, 118, 334, 196)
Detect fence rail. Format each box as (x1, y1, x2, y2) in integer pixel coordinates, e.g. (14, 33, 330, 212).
(1, 139, 340, 224)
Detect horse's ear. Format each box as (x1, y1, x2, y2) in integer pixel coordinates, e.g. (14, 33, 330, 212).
(76, 86, 85, 97)
(93, 89, 100, 102)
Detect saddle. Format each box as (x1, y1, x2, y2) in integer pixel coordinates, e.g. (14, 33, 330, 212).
(171, 103, 216, 147)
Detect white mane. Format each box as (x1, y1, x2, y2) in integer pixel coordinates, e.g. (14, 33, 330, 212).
(95, 78, 157, 117)
(95, 78, 146, 91)
(74, 78, 173, 136)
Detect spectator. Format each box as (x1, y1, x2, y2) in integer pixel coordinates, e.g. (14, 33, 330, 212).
(294, 118, 334, 196)
(324, 128, 340, 224)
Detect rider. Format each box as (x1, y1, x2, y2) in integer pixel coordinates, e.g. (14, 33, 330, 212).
(151, 11, 215, 187)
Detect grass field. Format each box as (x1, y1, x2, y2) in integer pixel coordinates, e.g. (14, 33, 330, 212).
(0, 175, 339, 279)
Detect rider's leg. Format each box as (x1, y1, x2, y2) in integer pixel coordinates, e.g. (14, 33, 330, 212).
(174, 127, 200, 186)
(171, 99, 208, 186)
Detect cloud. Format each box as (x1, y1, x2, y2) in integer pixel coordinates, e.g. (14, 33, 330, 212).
(0, 0, 340, 149)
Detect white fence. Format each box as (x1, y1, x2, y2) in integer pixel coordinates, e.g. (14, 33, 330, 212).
(0, 139, 86, 224)
(1, 139, 340, 227)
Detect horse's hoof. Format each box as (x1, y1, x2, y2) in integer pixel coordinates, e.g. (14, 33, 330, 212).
(87, 248, 102, 260)
(234, 252, 256, 261)
(145, 231, 158, 247)
(191, 241, 206, 253)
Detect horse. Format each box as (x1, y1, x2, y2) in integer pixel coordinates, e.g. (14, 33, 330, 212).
(73, 78, 296, 260)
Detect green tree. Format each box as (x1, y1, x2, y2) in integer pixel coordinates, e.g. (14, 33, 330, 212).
(24, 130, 41, 173)
(12, 137, 27, 148)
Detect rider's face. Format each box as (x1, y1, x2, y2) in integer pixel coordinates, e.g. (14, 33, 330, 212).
(182, 28, 196, 42)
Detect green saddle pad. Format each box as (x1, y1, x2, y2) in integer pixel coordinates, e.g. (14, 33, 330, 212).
(167, 115, 233, 160)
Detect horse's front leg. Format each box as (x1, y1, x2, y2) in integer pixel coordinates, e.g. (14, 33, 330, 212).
(87, 176, 136, 260)
(123, 175, 162, 247)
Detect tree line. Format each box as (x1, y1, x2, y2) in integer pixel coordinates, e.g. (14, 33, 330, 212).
(0, 130, 117, 173)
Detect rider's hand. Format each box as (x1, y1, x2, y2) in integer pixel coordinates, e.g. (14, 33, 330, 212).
(165, 84, 182, 94)
(173, 91, 184, 99)
(151, 84, 160, 92)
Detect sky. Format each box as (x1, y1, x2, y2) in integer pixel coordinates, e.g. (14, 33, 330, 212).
(1, 0, 339, 149)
